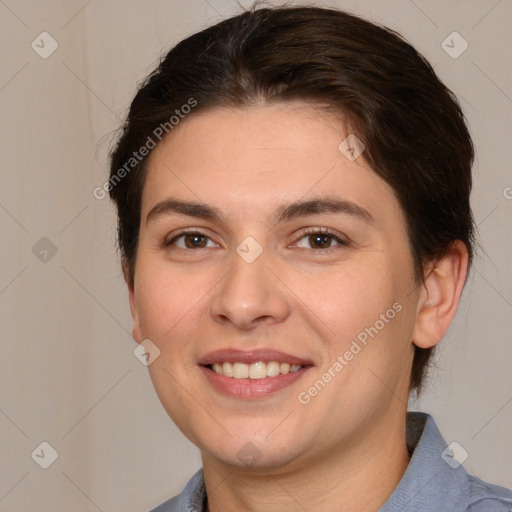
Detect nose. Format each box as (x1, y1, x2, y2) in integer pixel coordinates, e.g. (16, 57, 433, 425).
(209, 247, 291, 331)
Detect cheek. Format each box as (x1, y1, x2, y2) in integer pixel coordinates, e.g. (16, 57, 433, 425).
(292, 260, 415, 390)
(134, 260, 216, 360)
(135, 264, 192, 334)
(286, 259, 400, 336)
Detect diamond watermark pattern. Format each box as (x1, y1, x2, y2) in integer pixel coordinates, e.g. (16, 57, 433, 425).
(31, 441, 58, 469)
(441, 441, 469, 469)
(338, 134, 365, 161)
(134, 338, 161, 366)
(32, 237, 58, 263)
(441, 32, 468, 59)
(236, 236, 263, 264)
(237, 442, 262, 466)
(31, 32, 59, 59)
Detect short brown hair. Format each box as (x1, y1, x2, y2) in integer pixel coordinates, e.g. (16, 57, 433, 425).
(109, 5, 475, 393)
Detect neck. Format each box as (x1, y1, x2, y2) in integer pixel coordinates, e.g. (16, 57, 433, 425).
(202, 411, 410, 512)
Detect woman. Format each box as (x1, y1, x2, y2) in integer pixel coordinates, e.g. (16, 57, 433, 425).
(108, 6, 512, 511)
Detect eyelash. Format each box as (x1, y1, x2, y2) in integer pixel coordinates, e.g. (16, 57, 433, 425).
(296, 227, 348, 252)
(164, 228, 348, 252)
(164, 228, 214, 249)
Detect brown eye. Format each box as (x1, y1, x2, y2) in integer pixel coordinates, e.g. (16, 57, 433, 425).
(308, 234, 334, 249)
(167, 232, 217, 249)
(295, 230, 346, 250)
(183, 234, 208, 248)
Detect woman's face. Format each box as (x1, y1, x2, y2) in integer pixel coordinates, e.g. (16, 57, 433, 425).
(129, 102, 422, 470)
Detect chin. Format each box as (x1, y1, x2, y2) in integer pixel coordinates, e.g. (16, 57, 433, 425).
(193, 425, 312, 472)
(207, 443, 303, 471)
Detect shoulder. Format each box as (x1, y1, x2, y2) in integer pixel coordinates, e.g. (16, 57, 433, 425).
(147, 469, 206, 512)
(148, 495, 179, 512)
(380, 412, 512, 512)
(467, 475, 512, 511)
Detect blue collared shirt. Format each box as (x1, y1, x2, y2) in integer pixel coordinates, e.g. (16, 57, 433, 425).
(150, 412, 512, 511)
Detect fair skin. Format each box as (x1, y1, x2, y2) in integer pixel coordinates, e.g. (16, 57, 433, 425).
(127, 102, 468, 512)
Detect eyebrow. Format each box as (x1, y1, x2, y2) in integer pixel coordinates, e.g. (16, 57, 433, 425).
(145, 197, 374, 225)
(274, 197, 374, 225)
(146, 199, 223, 224)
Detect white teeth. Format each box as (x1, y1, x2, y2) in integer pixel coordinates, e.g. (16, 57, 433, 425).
(267, 361, 280, 377)
(209, 361, 305, 379)
(233, 362, 249, 379)
(222, 362, 233, 378)
(249, 362, 267, 379)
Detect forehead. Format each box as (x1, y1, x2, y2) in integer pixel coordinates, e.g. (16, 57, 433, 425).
(141, 103, 403, 227)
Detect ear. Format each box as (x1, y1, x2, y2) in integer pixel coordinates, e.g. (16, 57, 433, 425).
(412, 241, 469, 349)
(123, 261, 143, 344)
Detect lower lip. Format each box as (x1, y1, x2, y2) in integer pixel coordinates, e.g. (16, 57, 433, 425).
(199, 366, 311, 398)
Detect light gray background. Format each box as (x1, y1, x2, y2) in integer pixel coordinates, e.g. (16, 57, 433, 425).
(0, 1, 511, 510)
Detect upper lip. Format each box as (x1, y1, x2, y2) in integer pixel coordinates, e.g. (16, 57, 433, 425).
(198, 349, 313, 366)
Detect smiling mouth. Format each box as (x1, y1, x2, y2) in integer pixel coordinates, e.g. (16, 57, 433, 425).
(206, 361, 307, 379)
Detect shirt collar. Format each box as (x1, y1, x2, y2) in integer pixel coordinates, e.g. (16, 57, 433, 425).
(379, 411, 470, 512)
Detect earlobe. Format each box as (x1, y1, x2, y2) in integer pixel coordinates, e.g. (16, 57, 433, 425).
(412, 241, 469, 350)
